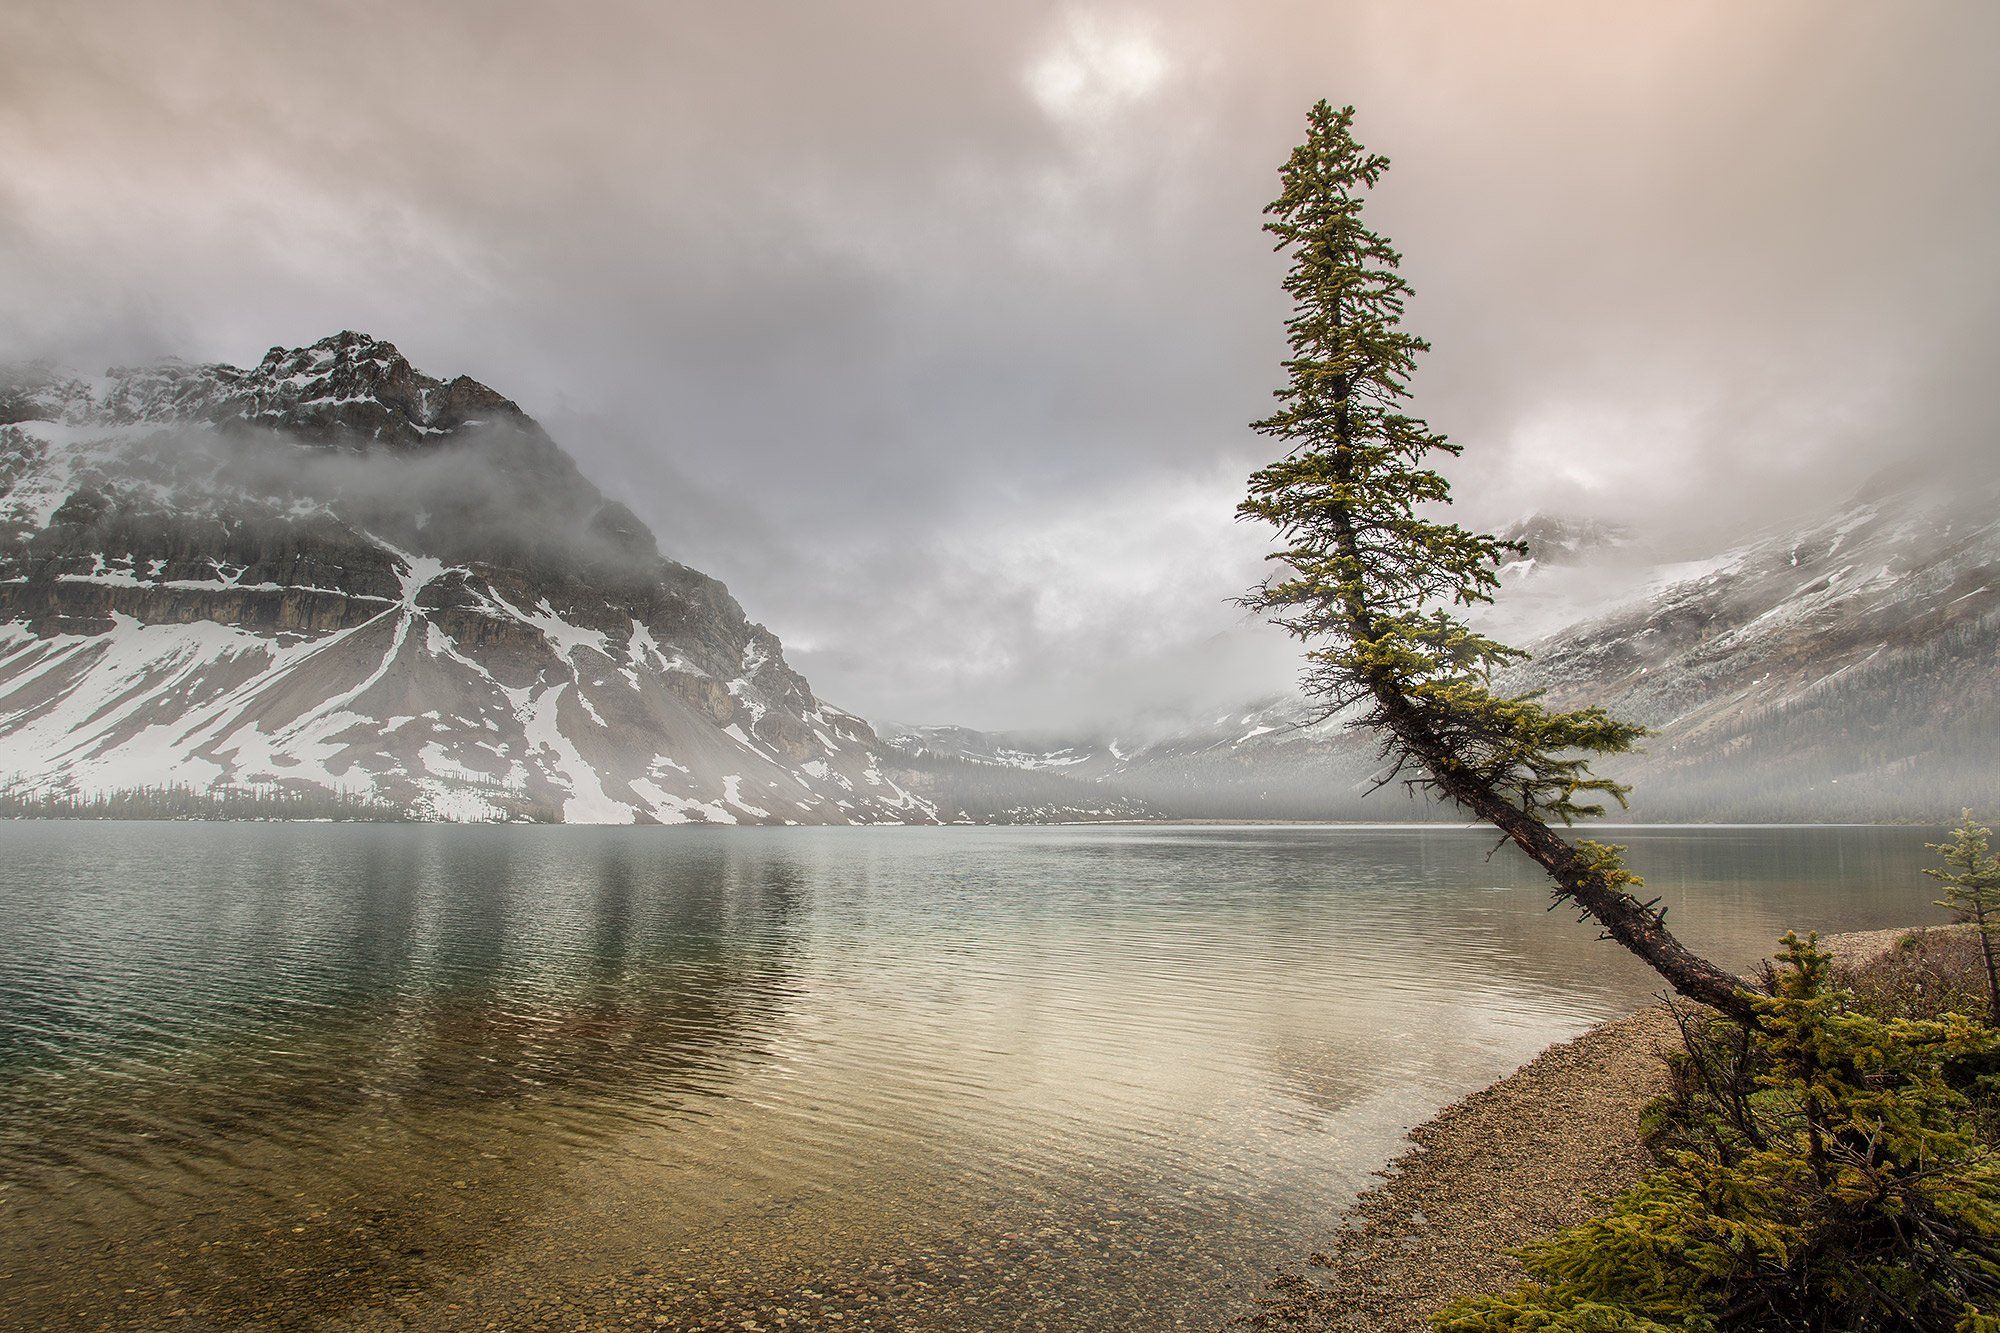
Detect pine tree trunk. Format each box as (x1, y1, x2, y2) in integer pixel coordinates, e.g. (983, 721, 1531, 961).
(1976, 903, 2000, 1028)
(1381, 694, 1760, 1023)
(1317, 388, 1757, 1024)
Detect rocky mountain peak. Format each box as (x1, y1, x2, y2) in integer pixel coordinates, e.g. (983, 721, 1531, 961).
(3, 332, 525, 450)
(254, 331, 524, 444)
(1494, 513, 1630, 567)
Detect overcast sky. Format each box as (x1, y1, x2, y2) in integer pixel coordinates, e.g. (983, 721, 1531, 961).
(4, 2, 1996, 731)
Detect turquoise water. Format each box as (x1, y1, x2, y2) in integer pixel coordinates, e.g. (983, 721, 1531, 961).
(0, 822, 1944, 1328)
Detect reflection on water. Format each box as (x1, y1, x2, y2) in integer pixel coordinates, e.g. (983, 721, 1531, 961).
(0, 822, 1943, 1329)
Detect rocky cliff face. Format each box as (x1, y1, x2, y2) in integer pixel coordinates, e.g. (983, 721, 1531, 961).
(0, 332, 936, 823)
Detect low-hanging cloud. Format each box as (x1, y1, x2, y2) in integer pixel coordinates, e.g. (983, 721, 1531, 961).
(3, 0, 1995, 731)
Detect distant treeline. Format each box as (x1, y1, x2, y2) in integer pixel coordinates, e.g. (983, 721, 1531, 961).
(1606, 611, 2000, 823)
(0, 780, 410, 822)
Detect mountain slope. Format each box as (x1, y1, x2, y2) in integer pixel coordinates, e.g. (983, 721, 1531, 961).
(889, 479, 2000, 822)
(1512, 481, 2000, 819)
(0, 333, 935, 824)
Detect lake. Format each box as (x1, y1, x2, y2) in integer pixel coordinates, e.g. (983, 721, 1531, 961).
(0, 821, 1944, 1329)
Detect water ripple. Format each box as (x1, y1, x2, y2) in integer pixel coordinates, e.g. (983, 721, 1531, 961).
(0, 821, 1942, 1328)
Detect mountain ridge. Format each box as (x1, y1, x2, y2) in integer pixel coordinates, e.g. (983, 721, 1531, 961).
(0, 332, 945, 823)
(885, 477, 2000, 822)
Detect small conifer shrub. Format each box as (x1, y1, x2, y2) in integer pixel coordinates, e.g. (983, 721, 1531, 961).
(1929, 811, 2000, 1026)
(1434, 934, 2000, 1332)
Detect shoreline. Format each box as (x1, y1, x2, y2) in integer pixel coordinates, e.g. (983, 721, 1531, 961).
(0, 813, 1940, 829)
(1250, 927, 1921, 1331)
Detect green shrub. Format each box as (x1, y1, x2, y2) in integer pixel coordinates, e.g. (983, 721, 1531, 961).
(1436, 934, 2000, 1332)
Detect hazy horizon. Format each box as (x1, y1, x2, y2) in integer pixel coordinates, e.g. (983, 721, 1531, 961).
(6, 1, 1997, 731)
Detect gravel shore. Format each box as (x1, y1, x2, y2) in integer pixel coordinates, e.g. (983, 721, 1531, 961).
(1249, 928, 1920, 1332)
(1247, 1004, 1679, 1331)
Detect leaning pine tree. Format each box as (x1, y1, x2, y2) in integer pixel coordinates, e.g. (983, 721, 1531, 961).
(1240, 102, 1758, 1024)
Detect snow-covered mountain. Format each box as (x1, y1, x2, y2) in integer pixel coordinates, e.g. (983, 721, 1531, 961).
(883, 697, 1373, 821)
(888, 479, 2000, 822)
(1512, 479, 2000, 819)
(0, 332, 937, 824)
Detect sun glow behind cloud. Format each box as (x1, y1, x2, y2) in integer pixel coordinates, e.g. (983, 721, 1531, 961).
(1024, 10, 1172, 126)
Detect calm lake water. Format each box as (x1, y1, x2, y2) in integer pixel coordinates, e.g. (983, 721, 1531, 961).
(0, 821, 1944, 1330)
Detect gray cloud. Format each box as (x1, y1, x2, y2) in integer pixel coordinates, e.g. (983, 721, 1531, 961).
(3, 0, 1996, 730)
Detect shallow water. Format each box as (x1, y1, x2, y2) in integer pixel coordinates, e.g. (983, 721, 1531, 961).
(0, 822, 1944, 1329)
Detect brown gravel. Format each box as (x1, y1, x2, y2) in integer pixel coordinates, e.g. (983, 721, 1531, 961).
(1246, 1004, 1679, 1331)
(1248, 928, 1920, 1332)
